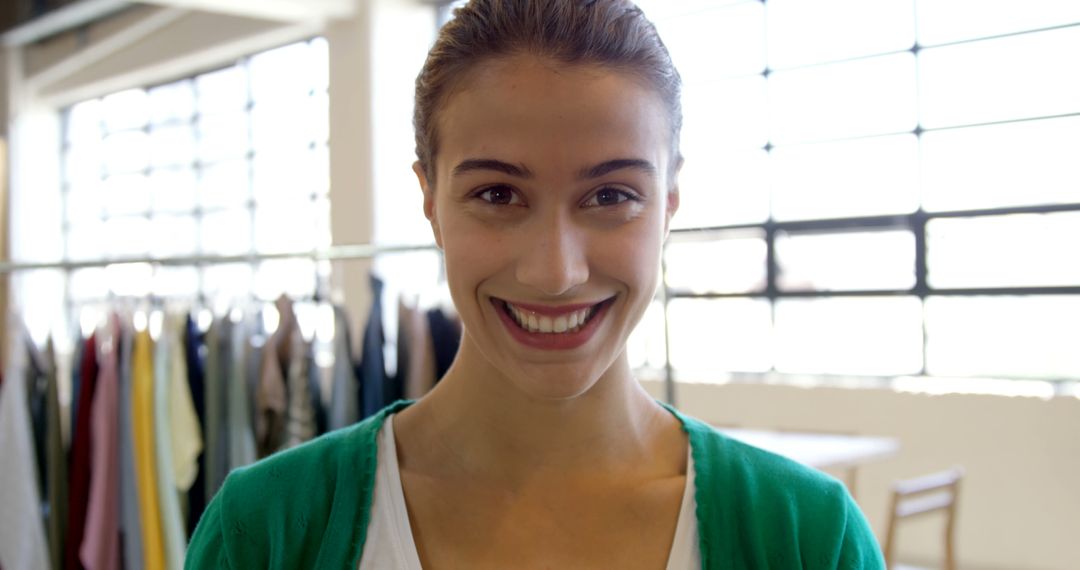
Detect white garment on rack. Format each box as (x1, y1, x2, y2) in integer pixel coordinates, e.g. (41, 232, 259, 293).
(154, 314, 187, 570)
(358, 416, 700, 569)
(0, 330, 52, 570)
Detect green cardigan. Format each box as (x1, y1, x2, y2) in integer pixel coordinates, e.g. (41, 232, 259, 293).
(185, 401, 884, 569)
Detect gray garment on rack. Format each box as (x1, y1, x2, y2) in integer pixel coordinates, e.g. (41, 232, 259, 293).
(328, 305, 358, 430)
(203, 319, 229, 499)
(44, 339, 67, 570)
(118, 321, 145, 570)
(227, 317, 257, 470)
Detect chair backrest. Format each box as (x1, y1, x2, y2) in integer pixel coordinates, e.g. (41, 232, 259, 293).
(882, 467, 964, 570)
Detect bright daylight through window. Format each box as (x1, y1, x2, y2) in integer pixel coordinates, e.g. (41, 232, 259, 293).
(61, 38, 331, 328)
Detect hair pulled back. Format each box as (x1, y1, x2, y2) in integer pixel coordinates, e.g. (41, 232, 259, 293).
(413, 0, 682, 182)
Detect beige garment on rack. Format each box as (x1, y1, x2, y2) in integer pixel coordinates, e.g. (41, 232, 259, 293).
(398, 299, 436, 400)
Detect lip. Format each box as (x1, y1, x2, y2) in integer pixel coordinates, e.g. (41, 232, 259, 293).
(491, 296, 614, 351)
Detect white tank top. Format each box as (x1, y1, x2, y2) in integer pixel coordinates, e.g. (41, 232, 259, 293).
(358, 416, 700, 569)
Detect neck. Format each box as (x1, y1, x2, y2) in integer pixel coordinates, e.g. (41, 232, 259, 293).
(396, 335, 679, 487)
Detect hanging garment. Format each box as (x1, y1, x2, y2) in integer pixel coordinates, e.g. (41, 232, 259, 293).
(154, 315, 188, 570)
(117, 321, 144, 570)
(170, 315, 203, 508)
(227, 316, 257, 471)
(284, 328, 316, 448)
(0, 327, 51, 570)
(25, 338, 49, 536)
(132, 329, 166, 570)
(396, 299, 436, 401)
(44, 339, 68, 570)
(184, 314, 207, 536)
(256, 297, 293, 457)
(80, 322, 121, 570)
(65, 333, 98, 570)
(203, 319, 230, 500)
(357, 275, 388, 419)
(426, 307, 461, 383)
(327, 305, 358, 431)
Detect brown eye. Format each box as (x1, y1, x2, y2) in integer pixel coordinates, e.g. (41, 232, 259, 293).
(476, 185, 521, 206)
(584, 186, 638, 207)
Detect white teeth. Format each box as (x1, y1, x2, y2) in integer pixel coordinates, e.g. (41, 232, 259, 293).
(553, 315, 568, 333)
(504, 301, 600, 335)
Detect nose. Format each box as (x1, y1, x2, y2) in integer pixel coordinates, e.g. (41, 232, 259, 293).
(515, 212, 589, 297)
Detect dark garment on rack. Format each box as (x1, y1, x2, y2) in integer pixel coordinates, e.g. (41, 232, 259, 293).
(307, 338, 328, 437)
(24, 339, 50, 536)
(117, 323, 143, 570)
(44, 339, 67, 570)
(65, 334, 97, 570)
(357, 275, 388, 419)
(327, 305, 358, 431)
(185, 315, 208, 536)
(204, 319, 232, 499)
(427, 308, 462, 383)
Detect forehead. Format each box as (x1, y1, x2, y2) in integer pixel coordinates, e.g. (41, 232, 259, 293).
(435, 55, 673, 177)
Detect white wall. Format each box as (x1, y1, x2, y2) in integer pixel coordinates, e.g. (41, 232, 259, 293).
(641, 379, 1080, 570)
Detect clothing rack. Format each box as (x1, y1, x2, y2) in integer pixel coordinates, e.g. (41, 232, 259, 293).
(0, 243, 439, 274)
(0, 241, 681, 406)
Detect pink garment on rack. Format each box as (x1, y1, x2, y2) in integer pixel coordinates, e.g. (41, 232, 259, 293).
(80, 323, 121, 570)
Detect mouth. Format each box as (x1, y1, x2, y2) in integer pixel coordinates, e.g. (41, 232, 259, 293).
(491, 296, 615, 350)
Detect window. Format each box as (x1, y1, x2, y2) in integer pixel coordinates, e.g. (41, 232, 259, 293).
(632, 0, 1080, 383)
(61, 38, 331, 318)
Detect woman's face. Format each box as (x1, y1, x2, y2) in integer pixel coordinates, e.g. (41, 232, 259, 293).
(415, 55, 679, 401)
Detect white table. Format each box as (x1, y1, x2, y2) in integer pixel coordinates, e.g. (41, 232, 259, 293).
(719, 428, 900, 498)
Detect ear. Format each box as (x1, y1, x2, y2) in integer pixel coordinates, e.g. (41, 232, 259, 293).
(663, 158, 683, 239)
(413, 161, 444, 249)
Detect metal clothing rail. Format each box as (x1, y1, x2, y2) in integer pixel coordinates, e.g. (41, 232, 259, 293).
(0, 243, 439, 274)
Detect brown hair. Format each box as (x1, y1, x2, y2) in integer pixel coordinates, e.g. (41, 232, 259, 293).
(413, 0, 683, 184)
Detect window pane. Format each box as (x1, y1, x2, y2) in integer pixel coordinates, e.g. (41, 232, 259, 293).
(201, 209, 251, 255)
(66, 100, 103, 144)
(777, 230, 916, 291)
(102, 89, 149, 131)
(767, 0, 915, 68)
(255, 200, 314, 253)
(674, 149, 769, 229)
(197, 113, 249, 163)
(927, 213, 1080, 288)
(683, 76, 768, 152)
(665, 231, 766, 294)
(105, 216, 152, 257)
(196, 65, 248, 115)
(65, 181, 104, 226)
(769, 53, 917, 144)
(103, 174, 150, 216)
(150, 168, 197, 214)
(249, 42, 315, 105)
(770, 134, 919, 220)
(65, 143, 103, 186)
(919, 27, 1080, 129)
(151, 215, 198, 257)
(252, 151, 317, 203)
(251, 101, 317, 151)
(67, 222, 106, 262)
(921, 116, 1080, 212)
(668, 298, 773, 377)
(926, 296, 1080, 378)
(152, 266, 200, 297)
(103, 131, 150, 174)
(310, 37, 329, 92)
(105, 262, 153, 297)
(148, 80, 195, 124)
(627, 300, 667, 371)
(199, 159, 249, 210)
(150, 124, 196, 168)
(658, 0, 766, 82)
(775, 297, 923, 375)
(917, 0, 1080, 46)
(255, 259, 316, 300)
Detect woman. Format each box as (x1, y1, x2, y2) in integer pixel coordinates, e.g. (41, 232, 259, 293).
(186, 1, 884, 568)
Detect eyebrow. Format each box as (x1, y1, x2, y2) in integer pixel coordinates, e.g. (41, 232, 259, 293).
(452, 158, 657, 180)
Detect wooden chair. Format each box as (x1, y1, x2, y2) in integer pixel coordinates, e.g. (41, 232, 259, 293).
(882, 467, 964, 570)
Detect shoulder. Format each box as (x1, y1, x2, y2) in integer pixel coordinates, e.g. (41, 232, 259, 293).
(185, 402, 410, 569)
(675, 411, 885, 569)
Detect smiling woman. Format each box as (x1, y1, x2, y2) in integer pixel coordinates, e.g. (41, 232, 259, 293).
(184, 2, 884, 569)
